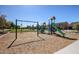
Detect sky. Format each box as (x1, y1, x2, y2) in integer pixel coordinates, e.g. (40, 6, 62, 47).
(0, 5, 79, 26)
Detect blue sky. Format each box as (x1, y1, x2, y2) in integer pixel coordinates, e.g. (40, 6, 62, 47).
(0, 5, 79, 26)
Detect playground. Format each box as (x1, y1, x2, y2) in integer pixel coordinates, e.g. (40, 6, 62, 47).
(0, 31, 78, 53)
(0, 16, 79, 53)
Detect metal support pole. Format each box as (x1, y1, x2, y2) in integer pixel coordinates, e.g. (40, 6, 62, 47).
(20, 24, 22, 33)
(7, 19, 17, 48)
(37, 22, 39, 36)
(8, 19, 39, 48)
(51, 19, 52, 35)
(16, 19, 17, 39)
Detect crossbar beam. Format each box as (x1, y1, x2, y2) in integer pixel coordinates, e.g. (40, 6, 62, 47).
(17, 20, 38, 23)
(8, 19, 39, 48)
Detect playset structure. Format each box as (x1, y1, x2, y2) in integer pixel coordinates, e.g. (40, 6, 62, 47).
(8, 16, 65, 48)
(39, 16, 65, 37)
(48, 16, 65, 36)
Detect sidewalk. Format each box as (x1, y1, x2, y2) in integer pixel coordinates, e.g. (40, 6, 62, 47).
(0, 32, 9, 39)
(54, 40, 79, 54)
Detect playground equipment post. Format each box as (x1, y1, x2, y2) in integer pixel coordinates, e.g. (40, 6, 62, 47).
(37, 22, 39, 36)
(15, 19, 17, 39)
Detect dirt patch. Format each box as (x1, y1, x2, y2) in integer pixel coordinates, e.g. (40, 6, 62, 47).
(0, 32, 78, 54)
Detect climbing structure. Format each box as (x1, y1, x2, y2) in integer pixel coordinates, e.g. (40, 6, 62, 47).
(49, 16, 65, 36)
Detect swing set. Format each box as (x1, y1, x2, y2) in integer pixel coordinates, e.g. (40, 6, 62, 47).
(8, 19, 39, 48)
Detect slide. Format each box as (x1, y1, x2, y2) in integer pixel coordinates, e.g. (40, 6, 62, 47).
(51, 23, 65, 36)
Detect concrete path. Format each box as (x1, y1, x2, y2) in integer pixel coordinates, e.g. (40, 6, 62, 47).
(54, 40, 79, 54)
(0, 32, 9, 39)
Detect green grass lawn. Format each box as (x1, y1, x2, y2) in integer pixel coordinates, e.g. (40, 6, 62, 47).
(9, 29, 37, 33)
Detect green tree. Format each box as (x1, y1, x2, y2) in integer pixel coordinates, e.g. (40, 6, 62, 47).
(31, 25, 35, 30)
(10, 22, 16, 29)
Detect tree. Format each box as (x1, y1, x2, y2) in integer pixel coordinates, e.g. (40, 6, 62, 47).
(0, 15, 6, 29)
(10, 22, 16, 28)
(0, 16, 3, 29)
(26, 25, 31, 29)
(31, 25, 35, 30)
(5, 21, 11, 29)
(73, 23, 79, 32)
(56, 22, 69, 30)
(0, 14, 11, 29)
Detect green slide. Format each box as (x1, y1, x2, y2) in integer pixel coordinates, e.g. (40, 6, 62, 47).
(51, 23, 65, 36)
